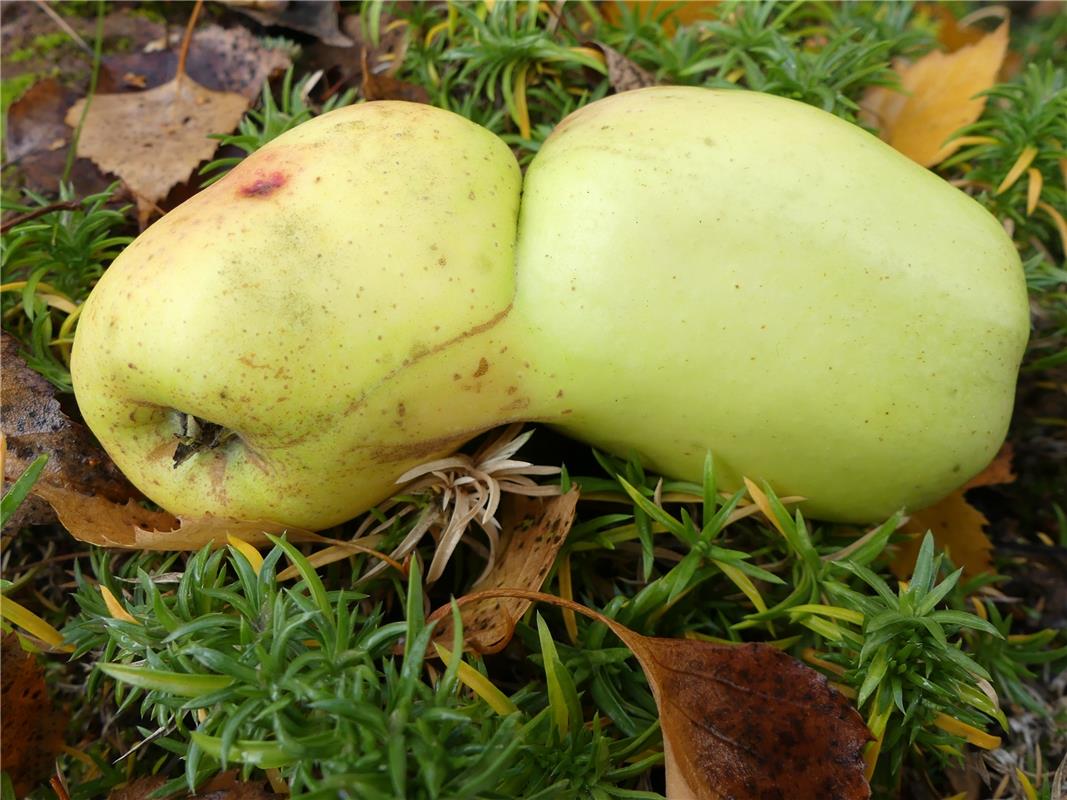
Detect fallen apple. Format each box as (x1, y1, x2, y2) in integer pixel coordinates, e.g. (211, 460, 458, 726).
(71, 87, 1029, 529)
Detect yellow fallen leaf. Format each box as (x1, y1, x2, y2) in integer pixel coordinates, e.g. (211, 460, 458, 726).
(891, 445, 1015, 578)
(601, 2, 720, 33)
(931, 5, 1008, 52)
(227, 534, 265, 575)
(860, 23, 1009, 167)
(893, 492, 993, 579)
(100, 586, 140, 625)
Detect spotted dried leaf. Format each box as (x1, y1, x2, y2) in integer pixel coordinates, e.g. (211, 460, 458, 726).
(428, 489, 578, 653)
(0, 634, 66, 797)
(191, 769, 283, 799)
(442, 590, 870, 799)
(106, 777, 166, 800)
(860, 22, 1009, 167)
(636, 639, 870, 800)
(65, 76, 249, 223)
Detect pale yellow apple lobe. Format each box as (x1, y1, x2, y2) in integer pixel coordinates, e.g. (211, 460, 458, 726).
(72, 102, 525, 528)
(513, 87, 1029, 520)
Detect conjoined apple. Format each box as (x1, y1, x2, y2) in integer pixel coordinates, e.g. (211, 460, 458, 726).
(71, 87, 1029, 529)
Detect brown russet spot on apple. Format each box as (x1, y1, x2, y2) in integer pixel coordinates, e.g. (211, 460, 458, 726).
(473, 358, 489, 378)
(239, 170, 287, 198)
(369, 430, 481, 464)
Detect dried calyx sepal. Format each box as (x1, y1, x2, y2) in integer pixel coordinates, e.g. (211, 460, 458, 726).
(390, 424, 562, 582)
(297, 425, 562, 584)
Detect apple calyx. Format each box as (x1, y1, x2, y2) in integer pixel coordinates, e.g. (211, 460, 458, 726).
(172, 412, 237, 468)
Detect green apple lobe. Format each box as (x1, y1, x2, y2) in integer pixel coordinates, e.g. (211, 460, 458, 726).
(71, 88, 1029, 529)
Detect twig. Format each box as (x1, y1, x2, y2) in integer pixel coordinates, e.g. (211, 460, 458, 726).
(1, 201, 82, 234)
(175, 0, 205, 84)
(31, 0, 93, 57)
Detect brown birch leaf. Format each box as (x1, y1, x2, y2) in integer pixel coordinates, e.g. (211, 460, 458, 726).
(439, 590, 871, 800)
(65, 76, 249, 223)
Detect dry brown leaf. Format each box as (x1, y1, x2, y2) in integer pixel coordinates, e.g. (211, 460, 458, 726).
(3, 78, 111, 196)
(226, 0, 352, 48)
(893, 493, 994, 580)
(190, 769, 282, 799)
(98, 25, 292, 101)
(1, 333, 139, 515)
(859, 22, 1008, 167)
(891, 445, 1016, 579)
(65, 75, 249, 223)
(443, 590, 870, 800)
(360, 49, 430, 104)
(106, 777, 166, 800)
(428, 489, 578, 652)
(4, 79, 75, 164)
(639, 639, 869, 800)
(32, 481, 323, 550)
(594, 42, 658, 93)
(0, 634, 66, 797)
(106, 772, 280, 800)
(962, 442, 1016, 490)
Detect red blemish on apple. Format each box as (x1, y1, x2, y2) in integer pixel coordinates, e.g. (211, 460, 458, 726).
(240, 171, 287, 198)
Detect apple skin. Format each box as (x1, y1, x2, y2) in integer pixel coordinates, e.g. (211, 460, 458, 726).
(513, 87, 1029, 521)
(71, 102, 529, 529)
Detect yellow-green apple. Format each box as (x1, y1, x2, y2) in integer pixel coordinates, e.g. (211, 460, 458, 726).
(72, 87, 1029, 529)
(513, 87, 1029, 521)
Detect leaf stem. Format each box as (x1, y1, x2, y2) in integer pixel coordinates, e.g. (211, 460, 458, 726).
(176, 0, 205, 84)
